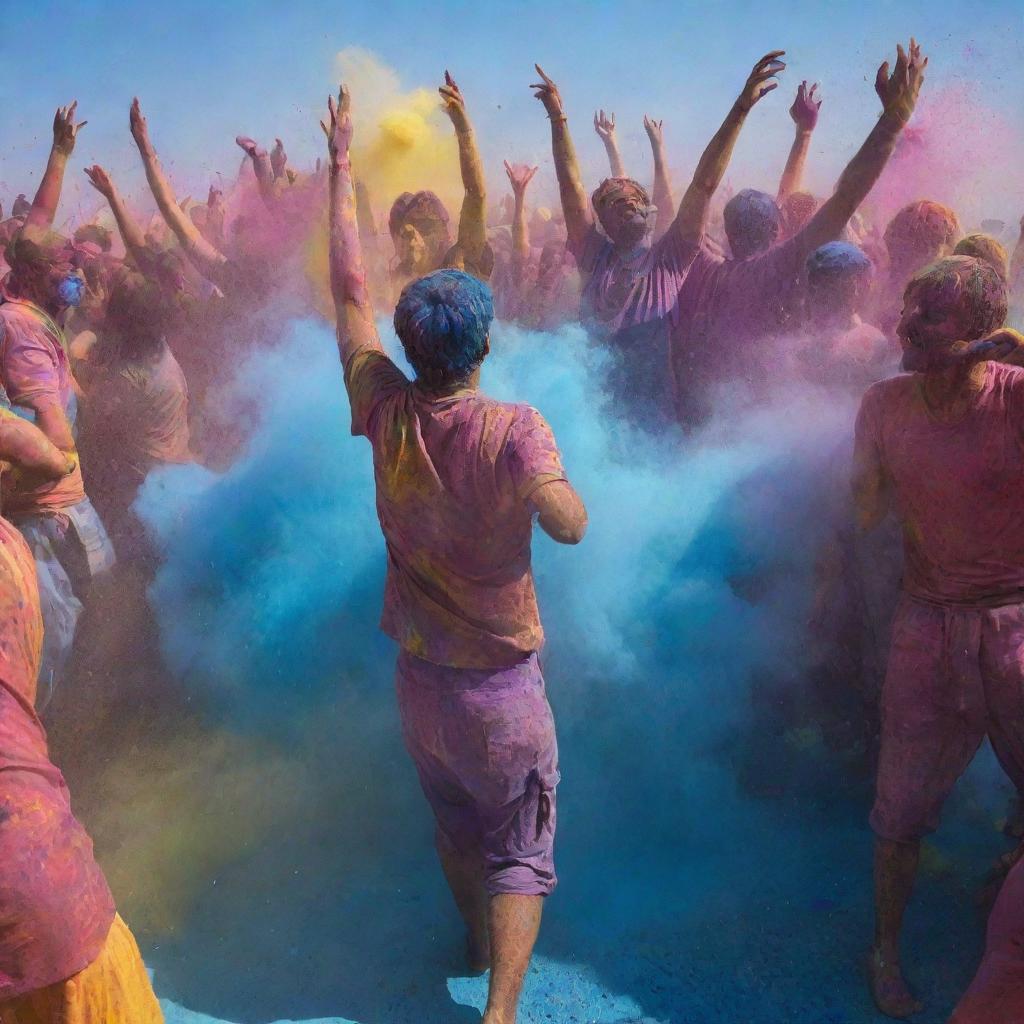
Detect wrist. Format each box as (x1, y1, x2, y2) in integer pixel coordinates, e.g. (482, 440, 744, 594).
(795, 126, 814, 138)
(878, 109, 909, 133)
(330, 156, 353, 174)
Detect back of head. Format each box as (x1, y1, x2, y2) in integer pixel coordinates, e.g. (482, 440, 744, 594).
(724, 189, 781, 259)
(908, 255, 1007, 342)
(104, 269, 177, 356)
(74, 223, 113, 253)
(806, 241, 874, 321)
(5, 231, 72, 305)
(393, 269, 494, 390)
(884, 200, 960, 273)
(779, 191, 818, 240)
(953, 233, 1008, 280)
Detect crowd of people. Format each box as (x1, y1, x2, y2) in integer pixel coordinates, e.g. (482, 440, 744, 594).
(1, 37, 1024, 1024)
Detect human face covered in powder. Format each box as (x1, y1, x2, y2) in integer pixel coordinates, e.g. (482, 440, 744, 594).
(897, 256, 1008, 372)
(592, 179, 655, 250)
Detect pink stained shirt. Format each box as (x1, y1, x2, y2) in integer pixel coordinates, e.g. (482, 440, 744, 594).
(572, 224, 699, 337)
(345, 348, 568, 669)
(670, 238, 808, 414)
(854, 362, 1024, 607)
(0, 300, 86, 513)
(0, 511, 115, 999)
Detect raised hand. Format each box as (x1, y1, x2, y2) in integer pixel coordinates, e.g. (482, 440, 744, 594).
(439, 71, 470, 131)
(875, 39, 927, 124)
(738, 51, 786, 111)
(961, 328, 1023, 366)
(235, 135, 266, 158)
(320, 84, 353, 168)
(790, 81, 822, 131)
(271, 138, 287, 178)
(129, 97, 155, 152)
(504, 161, 539, 197)
(53, 101, 87, 156)
(593, 109, 616, 143)
(83, 165, 114, 198)
(207, 185, 223, 208)
(531, 64, 565, 119)
(643, 115, 665, 146)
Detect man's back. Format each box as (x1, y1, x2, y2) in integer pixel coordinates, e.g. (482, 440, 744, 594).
(345, 348, 567, 669)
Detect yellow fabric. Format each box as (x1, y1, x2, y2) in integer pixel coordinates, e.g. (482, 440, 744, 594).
(0, 915, 163, 1024)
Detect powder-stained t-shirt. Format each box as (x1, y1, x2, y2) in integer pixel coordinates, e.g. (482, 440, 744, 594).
(854, 362, 1024, 607)
(91, 344, 192, 476)
(671, 238, 808, 422)
(0, 512, 115, 998)
(0, 300, 86, 512)
(345, 347, 567, 669)
(572, 224, 698, 337)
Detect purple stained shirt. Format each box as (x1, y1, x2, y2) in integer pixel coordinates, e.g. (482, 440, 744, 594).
(344, 348, 568, 669)
(671, 238, 809, 421)
(572, 223, 699, 337)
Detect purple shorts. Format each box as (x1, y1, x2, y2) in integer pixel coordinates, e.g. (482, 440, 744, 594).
(395, 650, 559, 897)
(871, 596, 1024, 843)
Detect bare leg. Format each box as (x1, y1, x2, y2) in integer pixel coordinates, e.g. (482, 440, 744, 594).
(870, 837, 924, 1019)
(483, 894, 543, 1024)
(436, 829, 490, 973)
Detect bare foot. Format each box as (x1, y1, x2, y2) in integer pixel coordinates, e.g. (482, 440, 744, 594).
(868, 948, 923, 1019)
(466, 931, 490, 975)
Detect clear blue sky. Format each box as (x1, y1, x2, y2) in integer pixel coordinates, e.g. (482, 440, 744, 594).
(3, 0, 1023, 224)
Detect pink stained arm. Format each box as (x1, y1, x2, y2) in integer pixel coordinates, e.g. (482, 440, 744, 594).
(129, 98, 229, 285)
(323, 87, 383, 366)
(531, 65, 593, 255)
(23, 102, 87, 238)
(670, 51, 786, 248)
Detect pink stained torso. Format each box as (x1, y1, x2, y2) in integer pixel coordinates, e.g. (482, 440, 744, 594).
(855, 362, 1024, 607)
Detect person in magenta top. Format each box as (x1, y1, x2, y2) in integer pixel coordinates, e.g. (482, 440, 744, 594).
(0, 102, 116, 709)
(852, 254, 1024, 1019)
(671, 40, 927, 427)
(323, 85, 587, 1024)
(531, 53, 786, 426)
(0, 395, 162, 1022)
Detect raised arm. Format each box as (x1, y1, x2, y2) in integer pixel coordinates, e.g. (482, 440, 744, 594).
(271, 138, 288, 180)
(23, 102, 87, 238)
(504, 161, 538, 288)
(82, 165, 149, 269)
(795, 40, 926, 256)
(594, 110, 626, 178)
(322, 86, 382, 364)
(777, 81, 821, 201)
(644, 115, 676, 240)
(129, 98, 228, 283)
(439, 72, 488, 270)
(671, 51, 786, 247)
(236, 136, 277, 207)
(531, 65, 592, 254)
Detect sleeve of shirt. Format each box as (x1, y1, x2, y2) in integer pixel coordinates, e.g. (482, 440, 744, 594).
(653, 227, 701, 279)
(504, 405, 569, 503)
(342, 347, 410, 439)
(569, 223, 607, 274)
(2, 323, 61, 409)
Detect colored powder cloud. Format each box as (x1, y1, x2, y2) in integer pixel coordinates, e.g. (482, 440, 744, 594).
(127, 317, 1013, 1022)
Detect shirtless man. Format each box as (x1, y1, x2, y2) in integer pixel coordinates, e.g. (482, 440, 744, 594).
(323, 85, 587, 1024)
(853, 255, 1024, 1018)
